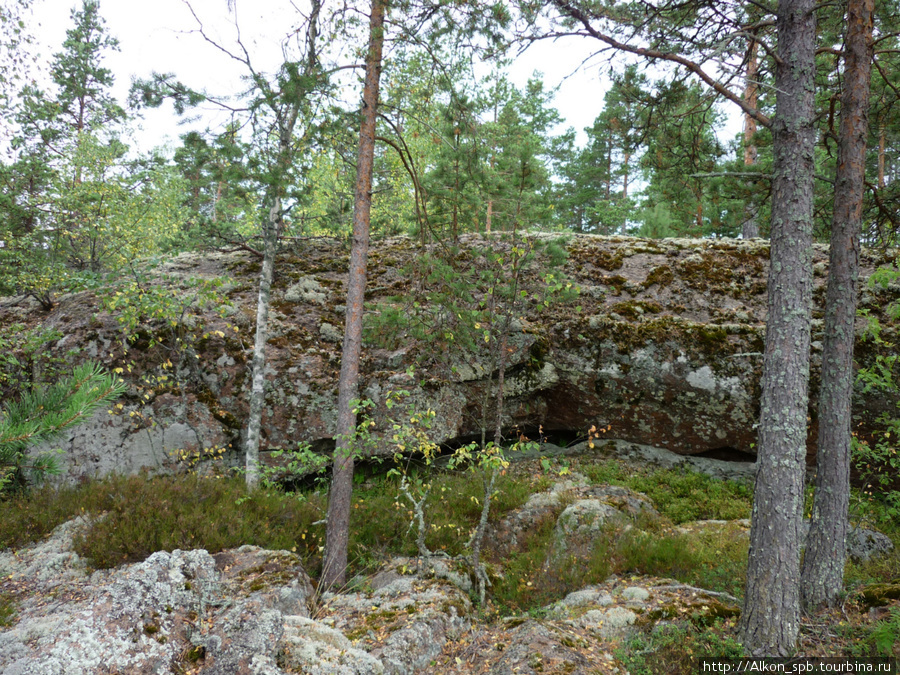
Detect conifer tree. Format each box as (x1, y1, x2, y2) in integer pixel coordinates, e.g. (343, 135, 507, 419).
(0, 362, 125, 493)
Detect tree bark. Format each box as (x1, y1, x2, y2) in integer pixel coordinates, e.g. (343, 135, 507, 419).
(321, 0, 385, 589)
(244, 195, 280, 489)
(801, 0, 874, 611)
(742, 39, 760, 239)
(741, 0, 816, 657)
(243, 0, 320, 489)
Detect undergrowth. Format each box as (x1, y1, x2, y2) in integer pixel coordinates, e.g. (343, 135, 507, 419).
(0, 455, 892, 625)
(617, 620, 744, 675)
(576, 459, 753, 523)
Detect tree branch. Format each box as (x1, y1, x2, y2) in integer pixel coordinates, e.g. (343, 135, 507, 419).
(548, 0, 772, 128)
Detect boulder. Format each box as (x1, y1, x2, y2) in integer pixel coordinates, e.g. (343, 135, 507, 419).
(0, 520, 318, 675)
(3, 234, 898, 482)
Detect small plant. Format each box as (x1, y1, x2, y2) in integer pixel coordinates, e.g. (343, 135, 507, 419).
(68, 474, 325, 569)
(0, 591, 18, 628)
(616, 620, 744, 674)
(263, 442, 330, 491)
(0, 362, 125, 494)
(851, 264, 900, 529)
(382, 381, 537, 604)
(870, 607, 900, 657)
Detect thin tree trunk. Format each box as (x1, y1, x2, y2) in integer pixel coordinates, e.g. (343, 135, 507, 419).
(245, 198, 280, 489)
(878, 123, 886, 189)
(243, 0, 319, 489)
(801, 0, 874, 611)
(321, 0, 385, 590)
(742, 39, 760, 239)
(741, 0, 816, 657)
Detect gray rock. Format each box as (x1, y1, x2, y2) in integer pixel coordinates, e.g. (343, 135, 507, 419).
(555, 500, 622, 541)
(1, 529, 316, 675)
(799, 521, 895, 563)
(320, 571, 472, 675)
(848, 528, 895, 563)
(621, 586, 651, 603)
(579, 606, 638, 638)
(281, 617, 384, 675)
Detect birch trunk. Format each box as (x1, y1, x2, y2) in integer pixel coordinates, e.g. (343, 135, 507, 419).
(245, 198, 280, 489)
(244, 0, 319, 489)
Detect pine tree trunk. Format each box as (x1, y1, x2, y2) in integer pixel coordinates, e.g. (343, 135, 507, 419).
(801, 0, 874, 611)
(742, 39, 760, 240)
(321, 0, 385, 590)
(741, 0, 816, 657)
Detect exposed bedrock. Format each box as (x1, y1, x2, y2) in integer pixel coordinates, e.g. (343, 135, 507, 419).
(4, 233, 897, 481)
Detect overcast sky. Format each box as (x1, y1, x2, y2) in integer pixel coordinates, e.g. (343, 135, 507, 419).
(26, 0, 620, 154)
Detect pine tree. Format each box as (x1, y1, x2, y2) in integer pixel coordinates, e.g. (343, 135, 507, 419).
(0, 362, 125, 493)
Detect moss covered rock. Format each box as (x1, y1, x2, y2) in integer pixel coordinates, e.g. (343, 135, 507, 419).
(3, 233, 898, 482)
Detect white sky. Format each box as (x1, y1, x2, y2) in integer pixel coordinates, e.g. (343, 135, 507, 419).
(26, 0, 740, 155)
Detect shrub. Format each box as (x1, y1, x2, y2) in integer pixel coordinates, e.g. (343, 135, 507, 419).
(617, 621, 744, 674)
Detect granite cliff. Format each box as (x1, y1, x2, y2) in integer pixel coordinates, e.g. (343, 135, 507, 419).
(1, 233, 897, 481)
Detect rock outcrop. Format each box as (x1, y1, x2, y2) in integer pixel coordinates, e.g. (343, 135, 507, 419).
(2, 234, 898, 482)
(1, 474, 893, 674)
(0, 481, 732, 675)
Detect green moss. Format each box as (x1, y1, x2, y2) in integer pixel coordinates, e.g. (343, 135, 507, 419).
(859, 583, 900, 608)
(678, 255, 734, 291)
(0, 591, 18, 628)
(196, 388, 242, 430)
(587, 315, 743, 358)
(185, 645, 206, 662)
(602, 275, 629, 294)
(642, 265, 675, 289)
(610, 300, 663, 320)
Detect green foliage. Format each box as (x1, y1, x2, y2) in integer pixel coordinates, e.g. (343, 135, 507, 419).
(869, 607, 900, 657)
(852, 263, 900, 526)
(0, 323, 67, 396)
(167, 127, 258, 249)
(616, 621, 744, 674)
(0, 361, 125, 493)
(554, 65, 647, 234)
(0, 591, 17, 628)
(0, 1, 185, 304)
(71, 474, 325, 569)
(493, 513, 748, 615)
(262, 442, 330, 491)
(99, 270, 232, 356)
(612, 525, 748, 599)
